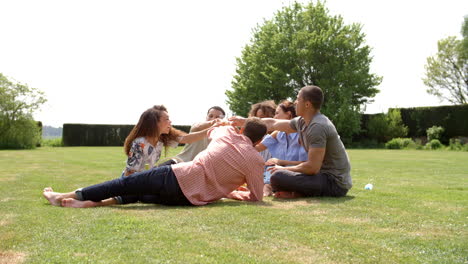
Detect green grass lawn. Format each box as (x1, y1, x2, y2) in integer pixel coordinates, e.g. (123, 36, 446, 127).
(0, 147, 467, 263)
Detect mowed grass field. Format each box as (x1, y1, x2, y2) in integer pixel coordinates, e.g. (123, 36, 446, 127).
(0, 147, 467, 263)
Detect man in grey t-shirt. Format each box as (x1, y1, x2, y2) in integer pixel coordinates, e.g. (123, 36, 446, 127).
(230, 85, 352, 198)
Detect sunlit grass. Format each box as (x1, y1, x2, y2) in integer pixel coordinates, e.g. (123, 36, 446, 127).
(0, 147, 467, 263)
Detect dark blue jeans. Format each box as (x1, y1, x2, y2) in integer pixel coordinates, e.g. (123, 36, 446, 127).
(270, 170, 348, 197)
(77, 165, 192, 206)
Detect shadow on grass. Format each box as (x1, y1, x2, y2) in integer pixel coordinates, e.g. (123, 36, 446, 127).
(110, 199, 244, 211)
(269, 195, 355, 205)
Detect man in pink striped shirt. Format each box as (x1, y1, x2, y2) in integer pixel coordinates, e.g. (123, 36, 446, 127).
(42, 118, 267, 208)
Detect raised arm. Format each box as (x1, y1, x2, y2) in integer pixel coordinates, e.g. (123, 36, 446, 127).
(178, 128, 210, 144)
(178, 119, 227, 144)
(190, 119, 219, 132)
(229, 116, 296, 133)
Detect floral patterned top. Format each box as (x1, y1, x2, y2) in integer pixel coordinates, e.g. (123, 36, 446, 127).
(125, 137, 179, 174)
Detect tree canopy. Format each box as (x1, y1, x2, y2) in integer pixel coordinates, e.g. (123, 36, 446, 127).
(423, 16, 468, 105)
(225, 1, 381, 141)
(0, 73, 46, 149)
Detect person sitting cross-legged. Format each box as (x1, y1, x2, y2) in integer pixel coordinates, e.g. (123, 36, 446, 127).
(43, 117, 267, 208)
(230, 85, 352, 199)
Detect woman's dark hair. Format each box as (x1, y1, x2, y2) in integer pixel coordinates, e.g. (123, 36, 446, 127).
(278, 100, 297, 118)
(153, 105, 185, 151)
(124, 105, 185, 156)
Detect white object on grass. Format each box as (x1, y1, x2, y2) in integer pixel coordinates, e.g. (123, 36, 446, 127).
(364, 183, 373, 190)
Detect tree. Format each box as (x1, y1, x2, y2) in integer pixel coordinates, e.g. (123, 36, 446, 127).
(225, 1, 381, 141)
(423, 17, 468, 105)
(0, 73, 47, 149)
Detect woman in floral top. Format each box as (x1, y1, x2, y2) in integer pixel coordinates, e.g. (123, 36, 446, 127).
(122, 106, 180, 176)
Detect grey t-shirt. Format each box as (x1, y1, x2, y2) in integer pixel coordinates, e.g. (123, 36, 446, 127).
(290, 114, 352, 190)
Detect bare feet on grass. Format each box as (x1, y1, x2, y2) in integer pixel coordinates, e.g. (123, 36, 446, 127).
(43, 187, 76, 206)
(42, 187, 64, 206)
(61, 198, 98, 208)
(273, 191, 303, 199)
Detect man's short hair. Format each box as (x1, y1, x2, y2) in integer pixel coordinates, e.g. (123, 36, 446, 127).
(243, 117, 267, 143)
(207, 106, 226, 117)
(301, 85, 324, 109)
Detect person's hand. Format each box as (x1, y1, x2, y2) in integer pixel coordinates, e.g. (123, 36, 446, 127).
(265, 158, 281, 166)
(210, 119, 230, 128)
(267, 165, 286, 174)
(228, 116, 246, 127)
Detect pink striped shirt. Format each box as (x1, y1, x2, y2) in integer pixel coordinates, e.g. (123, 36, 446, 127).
(172, 126, 264, 205)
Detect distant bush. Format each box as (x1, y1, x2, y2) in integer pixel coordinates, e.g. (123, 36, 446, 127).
(41, 138, 63, 147)
(427, 126, 444, 141)
(385, 138, 415, 149)
(448, 138, 468, 151)
(0, 118, 42, 149)
(367, 110, 408, 143)
(425, 139, 443, 150)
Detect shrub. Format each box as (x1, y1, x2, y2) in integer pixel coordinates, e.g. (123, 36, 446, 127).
(427, 126, 444, 141)
(367, 110, 408, 143)
(385, 138, 415, 149)
(448, 138, 468, 151)
(41, 138, 63, 147)
(425, 139, 443, 150)
(0, 118, 41, 149)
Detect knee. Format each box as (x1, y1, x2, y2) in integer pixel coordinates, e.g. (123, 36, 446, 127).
(270, 172, 285, 187)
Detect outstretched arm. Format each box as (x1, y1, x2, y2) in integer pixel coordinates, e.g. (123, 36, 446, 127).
(178, 119, 228, 144)
(229, 116, 296, 133)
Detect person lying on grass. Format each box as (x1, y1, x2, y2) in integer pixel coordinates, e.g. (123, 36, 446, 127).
(43, 117, 267, 208)
(230, 85, 352, 199)
(114, 105, 219, 205)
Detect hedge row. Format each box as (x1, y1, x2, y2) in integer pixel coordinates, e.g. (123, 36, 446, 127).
(63, 124, 191, 146)
(396, 104, 468, 138)
(354, 104, 468, 143)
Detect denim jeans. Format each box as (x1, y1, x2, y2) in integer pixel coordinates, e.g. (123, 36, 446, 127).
(270, 170, 348, 197)
(77, 165, 192, 206)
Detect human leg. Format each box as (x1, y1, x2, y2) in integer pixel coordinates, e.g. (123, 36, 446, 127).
(86, 165, 191, 206)
(42, 187, 77, 206)
(270, 170, 327, 197)
(270, 171, 348, 197)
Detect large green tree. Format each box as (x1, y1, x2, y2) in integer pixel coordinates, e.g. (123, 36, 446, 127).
(0, 73, 46, 149)
(423, 16, 468, 105)
(225, 1, 381, 141)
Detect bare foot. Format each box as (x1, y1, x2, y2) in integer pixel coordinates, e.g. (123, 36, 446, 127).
(273, 191, 303, 199)
(42, 189, 64, 206)
(263, 184, 273, 197)
(62, 198, 98, 208)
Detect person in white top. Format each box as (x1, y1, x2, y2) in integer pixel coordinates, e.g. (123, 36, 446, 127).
(159, 106, 225, 166)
